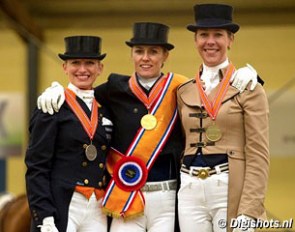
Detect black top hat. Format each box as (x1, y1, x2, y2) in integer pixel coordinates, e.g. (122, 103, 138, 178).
(125, 22, 174, 51)
(58, 36, 106, 60)
(187, 4, 240, 33)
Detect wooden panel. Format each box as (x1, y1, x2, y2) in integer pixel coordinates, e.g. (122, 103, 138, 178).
(0, 0, 43, 41)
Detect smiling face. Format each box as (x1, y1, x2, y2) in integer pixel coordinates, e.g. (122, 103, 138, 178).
(195, 28, 234, 67)
(63, 59, 103, 90)
(131, 45, 169, 79)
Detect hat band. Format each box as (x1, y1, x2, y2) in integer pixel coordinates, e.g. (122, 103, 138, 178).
(64, 52, 101, 56)
(129, 39, 169, 44)
(195, 18, 234, 26)
(58, 52, 106, 60)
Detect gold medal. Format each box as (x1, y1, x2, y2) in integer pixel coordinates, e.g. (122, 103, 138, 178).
(140, 114, 157, 130)
(84, 143, 97, 161)
(206, 123, 222, 142)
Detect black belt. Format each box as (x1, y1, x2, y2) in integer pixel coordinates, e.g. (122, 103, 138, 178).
(180, 163, 229, 179)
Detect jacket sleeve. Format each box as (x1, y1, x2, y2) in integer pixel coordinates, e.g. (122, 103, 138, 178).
(25, 108, 58, 225)
(237, 84, 270, 218)
(94, 81, 108, 105)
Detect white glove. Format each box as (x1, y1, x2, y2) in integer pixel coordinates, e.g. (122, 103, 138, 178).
(232, 64, 258, 93)
(37, 81, 65, 115)
(232, 215, 255, 232)
(38, 216, 59, 232)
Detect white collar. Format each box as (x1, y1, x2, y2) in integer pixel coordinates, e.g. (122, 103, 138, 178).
(201, 59, 229, 95)
(202, 59, 229, 74)
(137, 74, 161, 90)
(68, 83, 94, 110)
(67, 83, 94, 99)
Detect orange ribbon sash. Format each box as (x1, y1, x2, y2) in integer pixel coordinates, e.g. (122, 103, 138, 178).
(102, 73, 187, 219)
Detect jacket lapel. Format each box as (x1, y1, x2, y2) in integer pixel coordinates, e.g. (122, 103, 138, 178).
(178, 80, 202, 107)
(179, 64, 240, 108)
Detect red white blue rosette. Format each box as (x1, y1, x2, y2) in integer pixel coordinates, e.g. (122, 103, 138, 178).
(113, 156, 148, 192)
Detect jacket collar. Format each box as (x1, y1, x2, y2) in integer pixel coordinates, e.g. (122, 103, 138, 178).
(178, 66, 239, 107)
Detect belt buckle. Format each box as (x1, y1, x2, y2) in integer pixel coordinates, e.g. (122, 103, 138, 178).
(197, 169, 209, 179)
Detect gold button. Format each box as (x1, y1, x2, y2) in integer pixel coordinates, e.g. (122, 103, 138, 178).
(98, 181, 103, 187)
(133, 108, 138, 113)
(82, 161, 88, 167)
(99, 163, 104, 169)
(84, 179, 89, 185)
(101, 145, 107, 150)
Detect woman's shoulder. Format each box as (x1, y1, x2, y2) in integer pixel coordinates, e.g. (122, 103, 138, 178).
(170, 73, 189, 85)
(177, 78, 195, 92)
(107, 73, 130, 82)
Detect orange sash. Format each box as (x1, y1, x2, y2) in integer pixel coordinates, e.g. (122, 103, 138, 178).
(102, 73, 187, 219)
(75, 186, 105, 200)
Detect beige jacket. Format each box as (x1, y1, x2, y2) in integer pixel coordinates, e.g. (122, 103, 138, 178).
(177, 70, 270, 231)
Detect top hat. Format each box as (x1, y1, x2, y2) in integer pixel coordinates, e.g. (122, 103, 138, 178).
(187, 4, 240, 33)
(58, 36, 106, 60)
(125, 22, 174, 50)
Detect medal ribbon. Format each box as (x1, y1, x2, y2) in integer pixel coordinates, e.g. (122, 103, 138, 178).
(65, 88, 99, 140)
(196, 63, 235, 120)
(102, 73, 188, 219)
(129, 73, 166, 110)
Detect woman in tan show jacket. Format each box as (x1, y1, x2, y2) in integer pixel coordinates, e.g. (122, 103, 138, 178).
(177, 4, 269, 232)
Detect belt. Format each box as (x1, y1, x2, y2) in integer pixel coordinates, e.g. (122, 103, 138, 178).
(141, 180, 177, 192)
(180, 163, 229, 179)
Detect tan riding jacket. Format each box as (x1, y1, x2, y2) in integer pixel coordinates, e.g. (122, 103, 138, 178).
(177, 68, 270, 231)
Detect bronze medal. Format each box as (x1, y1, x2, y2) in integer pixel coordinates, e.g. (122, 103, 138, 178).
(206, 124, 222, 142)
(140, 114, 157, 130)
(84, 144, 97, 161)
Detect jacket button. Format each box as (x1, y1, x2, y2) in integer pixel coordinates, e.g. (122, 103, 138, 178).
(82, 161, 88, 167)
(101, 145, 107, 151)
(133, 108, 138, 113)
(103, 176, 107, 185)
(98, 181, 103, 187)
(84, 179, 89, 185)
(99, 163, 104, 169)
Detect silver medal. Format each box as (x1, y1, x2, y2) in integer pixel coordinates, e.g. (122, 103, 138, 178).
(84, 144, 97, 161)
